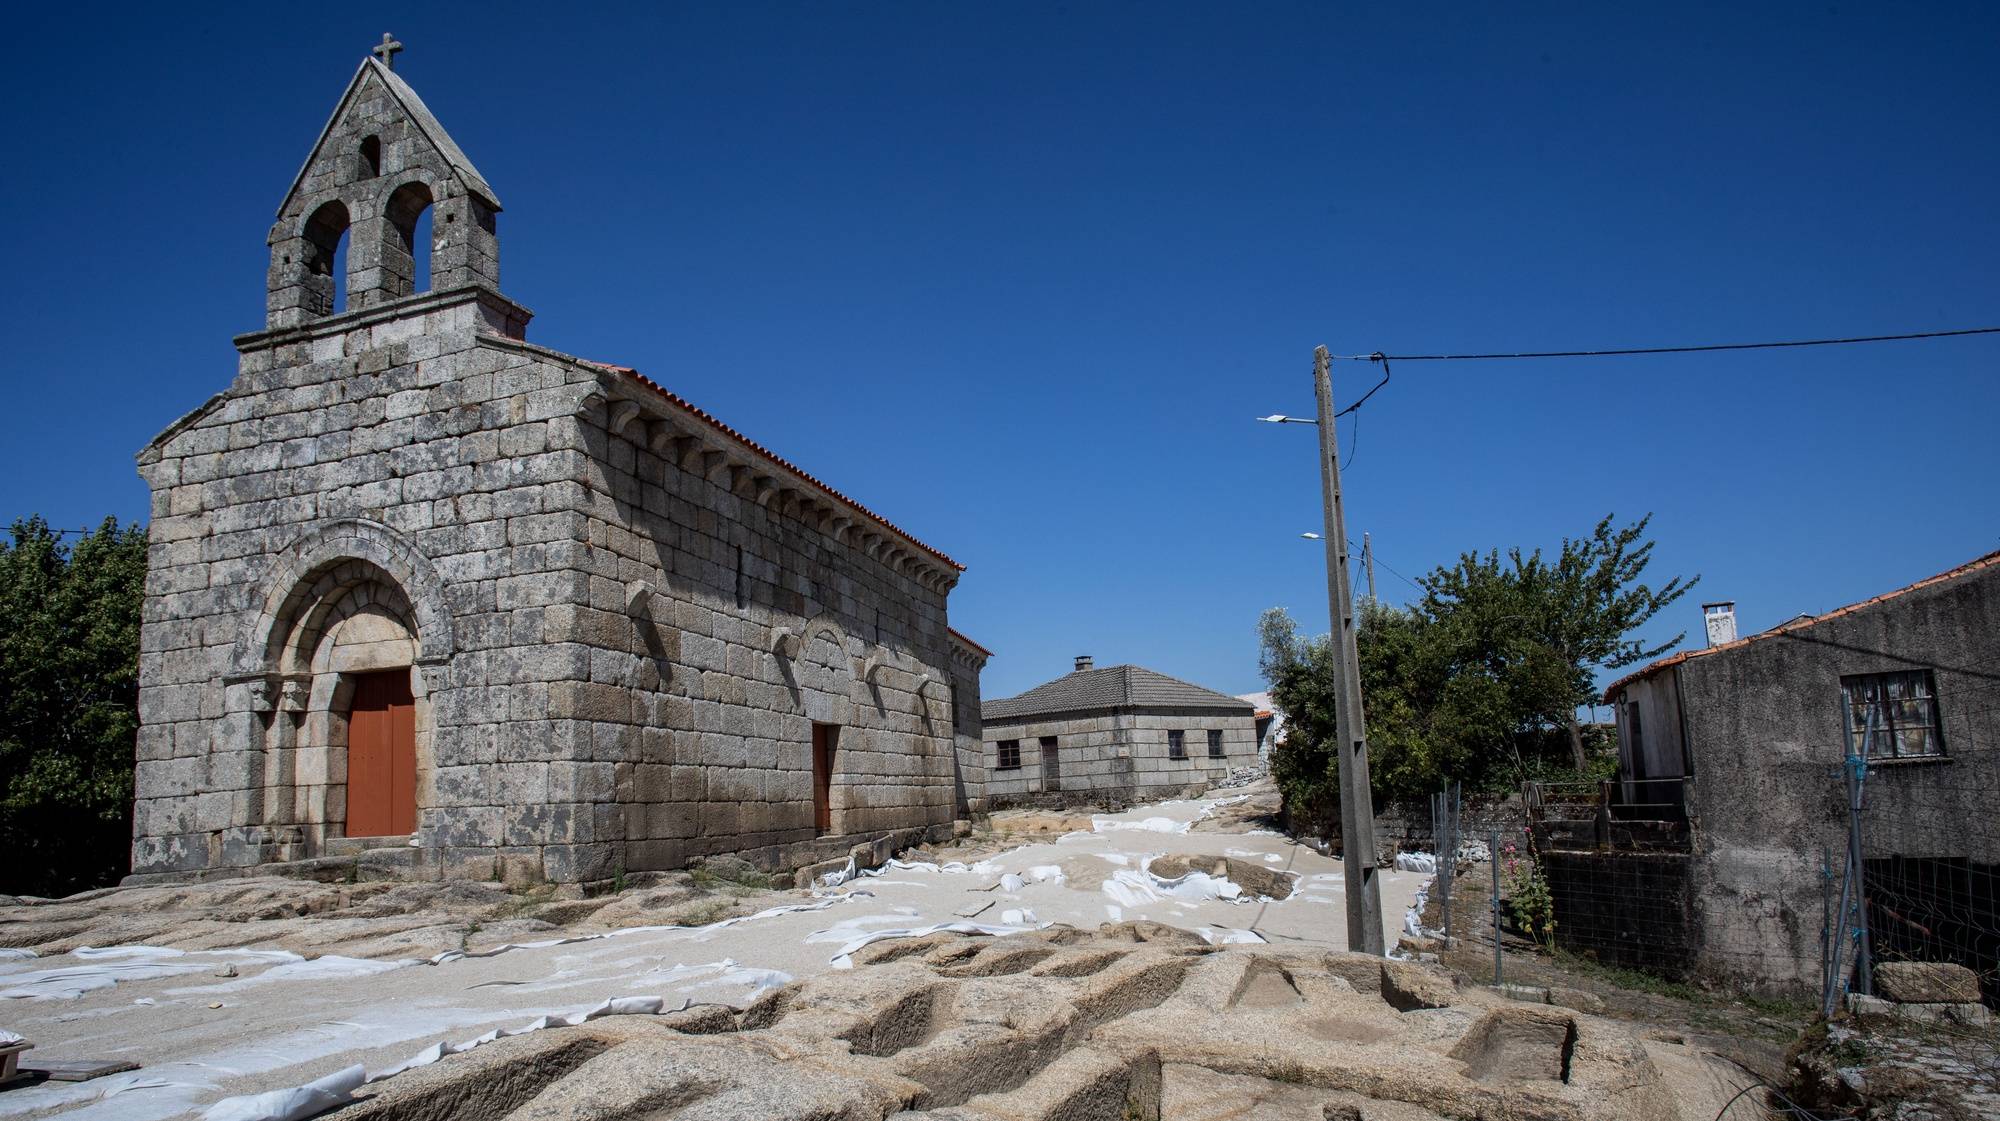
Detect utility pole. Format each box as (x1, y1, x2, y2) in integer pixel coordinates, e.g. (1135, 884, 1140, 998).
(1362, 532, 1377, 606)
(1314, 345, 1386, 955)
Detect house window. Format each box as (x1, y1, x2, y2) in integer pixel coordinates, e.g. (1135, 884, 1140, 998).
(997, 739, 1021, 769)
(1207, 729, 1225, 759)
(1167, 730, 1186, 760)
(1841, 670, 1944, 759)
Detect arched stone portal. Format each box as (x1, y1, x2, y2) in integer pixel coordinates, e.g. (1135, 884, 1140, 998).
(225, 520, 450, 861)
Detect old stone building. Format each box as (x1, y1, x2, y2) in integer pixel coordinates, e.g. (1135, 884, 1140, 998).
(980, 657, 1255, 807)
(130, 45, 982, 885)
(1537, 550, 2000, 995)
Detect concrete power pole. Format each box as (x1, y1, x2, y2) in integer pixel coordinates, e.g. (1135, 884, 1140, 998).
(1313, 345, 1386, 955)
(1362, 532, 1377, 606)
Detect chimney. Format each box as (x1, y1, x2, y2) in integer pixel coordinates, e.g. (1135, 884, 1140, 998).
(1074, 655, 1094, 673)
(1702, 602, 1737, 647)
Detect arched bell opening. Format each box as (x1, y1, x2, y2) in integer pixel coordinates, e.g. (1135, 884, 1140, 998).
(301, 199, 351, 317)
(381, 179, 436, 299)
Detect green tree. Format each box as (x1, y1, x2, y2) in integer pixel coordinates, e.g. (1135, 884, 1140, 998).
(1419, 513, 1696, 771)
(0, 516, 148, 896)
(1257, 608, 1342, 833)
(1258, 514, 1696, 813)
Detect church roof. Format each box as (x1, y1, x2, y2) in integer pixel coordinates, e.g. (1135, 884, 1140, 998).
(277, 57, 502, 217)
(983, 664, 1253, 722)
(579, 359, 964, 572)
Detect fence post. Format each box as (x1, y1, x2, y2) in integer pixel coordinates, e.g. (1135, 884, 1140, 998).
(1819, 846, 1832, 1004)
(1845, 749, 1873, 996)
(1491, 826, 1503, 987)
(1448, 784, 1464, 948)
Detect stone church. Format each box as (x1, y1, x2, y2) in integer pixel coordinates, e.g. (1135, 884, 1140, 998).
(130, 43, 986, 885)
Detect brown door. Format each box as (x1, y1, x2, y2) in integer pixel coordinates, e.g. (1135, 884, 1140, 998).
(1040, 736, 1060, 792)
(348, 670, 416, 837)
(812, 723, 838, 834)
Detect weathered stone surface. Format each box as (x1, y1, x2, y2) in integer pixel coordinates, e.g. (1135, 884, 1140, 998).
(1380, 960, 1457, 1011)
(1873, 960, 1982, 1004)
(1448, 1006, 1577, 1083)
(344, 926, 1699, 1121)
(0, 869, 784, 959)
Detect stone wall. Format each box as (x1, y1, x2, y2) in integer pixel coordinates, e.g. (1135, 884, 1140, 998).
(1373, 795, 1529, 857)
(132, 290, 600, 881)
(133, 314, 975, 885)
(557, 364, 966, 879)
(948, 636, 989, 816)
(982, 708, 1256, 808)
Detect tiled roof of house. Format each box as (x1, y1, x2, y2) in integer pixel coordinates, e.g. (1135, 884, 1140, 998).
(983, 664, 1254, 721)
(1602, 547, 2000, 701)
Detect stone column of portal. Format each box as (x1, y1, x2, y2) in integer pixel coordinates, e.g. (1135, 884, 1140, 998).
(260, 677, 312, 860)
(212, 677, 276, 867)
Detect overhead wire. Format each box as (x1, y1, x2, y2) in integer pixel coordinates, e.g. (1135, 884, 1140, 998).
(1328, 325, 2000, 363)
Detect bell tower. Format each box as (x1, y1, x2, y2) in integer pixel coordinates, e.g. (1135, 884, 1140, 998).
(264, 36, 511, 330)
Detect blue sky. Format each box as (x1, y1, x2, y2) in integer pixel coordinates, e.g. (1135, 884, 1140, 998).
(2, 3, 1995, 701)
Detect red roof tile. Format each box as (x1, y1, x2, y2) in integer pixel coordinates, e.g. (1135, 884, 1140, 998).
(948, 628, 993, 657)
(1603, 547, 2000, 700)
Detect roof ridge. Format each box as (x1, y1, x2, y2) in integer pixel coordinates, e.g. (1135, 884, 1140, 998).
(982, 660, 1253, 720)
(560, 356, 961, 572)
(1603, 546, 2000, 699)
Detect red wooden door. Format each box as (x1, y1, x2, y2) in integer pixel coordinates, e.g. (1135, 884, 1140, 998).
(812, 723, 837, 834)
(348, 671, 416, 837)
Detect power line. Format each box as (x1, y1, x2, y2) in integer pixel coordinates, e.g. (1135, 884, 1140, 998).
(1330, 325, 2000, 363)
(1347, 538, 1425, 593)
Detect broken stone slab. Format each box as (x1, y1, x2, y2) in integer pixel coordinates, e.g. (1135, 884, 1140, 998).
(1846, 992, 1994, 1027)
(1873, 960, 1982, 1004)
(1380, 960, 1457, 1011)
(1146, 854, 1298, 901)
(1097, 920, 1215, 949)
(1549, 986, 1608, 1015)
(1321, 952, 1383, 994)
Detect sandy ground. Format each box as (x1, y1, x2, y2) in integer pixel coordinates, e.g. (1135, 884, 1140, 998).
(0, 790, 1422, 1121)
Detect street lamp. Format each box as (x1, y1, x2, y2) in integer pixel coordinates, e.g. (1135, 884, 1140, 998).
(1300, 532, 1322, 540)
(1259, 346, 1387, 956)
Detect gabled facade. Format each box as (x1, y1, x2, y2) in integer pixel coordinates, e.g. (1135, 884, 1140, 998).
(980, 657, 1255, 807)
(130, 49, 978, 885)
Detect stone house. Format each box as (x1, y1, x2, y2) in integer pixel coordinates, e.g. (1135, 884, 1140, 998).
(980, 657, 1255, 807)
(1575, 549, 2000, 993)
(129, 47, 983, 885)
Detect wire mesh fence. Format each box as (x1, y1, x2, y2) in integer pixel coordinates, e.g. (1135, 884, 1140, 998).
(1827, 672, 2000, 1015)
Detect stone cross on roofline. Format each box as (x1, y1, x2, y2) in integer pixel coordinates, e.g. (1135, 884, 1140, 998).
(372, 33, 403, 70)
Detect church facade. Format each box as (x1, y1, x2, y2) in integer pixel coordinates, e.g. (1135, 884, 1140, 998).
(130, 48, 981, 885)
